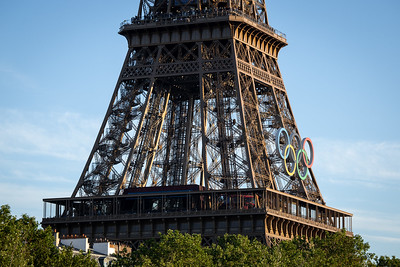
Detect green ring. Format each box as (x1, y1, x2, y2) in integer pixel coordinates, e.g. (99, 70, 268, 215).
(296, 149, 308, 180)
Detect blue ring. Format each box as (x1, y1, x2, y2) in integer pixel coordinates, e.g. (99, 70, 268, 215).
(275, 128, 289, 159)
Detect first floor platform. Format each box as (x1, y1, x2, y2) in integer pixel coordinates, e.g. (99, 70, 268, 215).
(42, 187, 352, 247)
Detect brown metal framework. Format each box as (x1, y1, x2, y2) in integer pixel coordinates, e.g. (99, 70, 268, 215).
(43, 188, 352, 247)
(72, 10, 322, 202)
(43, 0, 352, 245)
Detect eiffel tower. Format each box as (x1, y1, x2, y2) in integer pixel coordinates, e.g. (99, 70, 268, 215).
(42, 0, 352, 246)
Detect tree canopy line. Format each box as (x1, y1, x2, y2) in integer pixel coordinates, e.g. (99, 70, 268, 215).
(0, 205, 97, 267)
(1, 205, 399, 266)
(111, 230, 400, 267)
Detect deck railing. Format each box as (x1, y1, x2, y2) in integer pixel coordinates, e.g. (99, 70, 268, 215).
(119, 8, 286, 40)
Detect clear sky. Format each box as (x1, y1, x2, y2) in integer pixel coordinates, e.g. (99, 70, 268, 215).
(1, 0, 399, 257)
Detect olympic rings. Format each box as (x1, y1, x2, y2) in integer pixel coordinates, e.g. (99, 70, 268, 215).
(275, 128, 314, 180)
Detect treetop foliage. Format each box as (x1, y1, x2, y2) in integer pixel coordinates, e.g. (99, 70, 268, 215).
(0, 204, 97, 267)
(1, 204, 399, 266)
(111, 230, 399, 267)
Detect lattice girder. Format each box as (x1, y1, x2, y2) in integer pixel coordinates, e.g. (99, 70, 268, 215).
(72, 14, 324, 205)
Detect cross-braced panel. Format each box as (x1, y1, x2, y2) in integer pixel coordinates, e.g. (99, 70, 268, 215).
(234, 38, 324, 203)
(237, 73, 273, 189)
(201, 72, 250, 189)
(73, 77, 150, 196)
(73, 12, 323, 205)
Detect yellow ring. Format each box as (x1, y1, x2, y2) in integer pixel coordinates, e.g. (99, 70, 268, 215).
(284, 145, 296, 176)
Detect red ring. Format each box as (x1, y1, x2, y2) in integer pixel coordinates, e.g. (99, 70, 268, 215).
(301, 137, 314, 168)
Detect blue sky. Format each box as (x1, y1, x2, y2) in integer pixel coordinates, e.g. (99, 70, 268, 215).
(1, 0, 399, 257)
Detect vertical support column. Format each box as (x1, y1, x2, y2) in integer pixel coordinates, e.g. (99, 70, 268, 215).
(162, 103, 176, 186)
(199, 76, 209, 188)
(232, 39, 256, 188)
(142, 90, 171, 183)
(198, 41, 209, 189)
(182, 96, 194, 185)
(116, 78, 156, 192)
(333, 211, 337, 228)
(117, 45, 164, 192)
(43, 202, 46, 219)
(215, 74, 232, 188)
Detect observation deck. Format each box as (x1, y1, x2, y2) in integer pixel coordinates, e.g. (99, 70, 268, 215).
(119, 8, 287, 45)
(42, 187, 352, 246)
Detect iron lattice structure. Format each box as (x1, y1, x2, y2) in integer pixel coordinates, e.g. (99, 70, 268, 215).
(72, 0, 324, 204)
(42, 1, 353, 246)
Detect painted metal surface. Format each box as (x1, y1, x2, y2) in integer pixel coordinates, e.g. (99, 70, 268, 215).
(44, 0, 352, 245)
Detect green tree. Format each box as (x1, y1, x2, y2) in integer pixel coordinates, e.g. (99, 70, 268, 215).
(0, 205, 34, 266)
(18, 213, 60, 266)
(113, 230, 213, 266)
(111, 229, 386, 266)
(312, 230, 374, 266)
(0, 204, 97, 267)
(54, 245, 97, 267)
(375, 255, 400, 267)
(269, 236, 311, 266)
(269, 230, 375, 267)
(209, 234, 270, 266)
